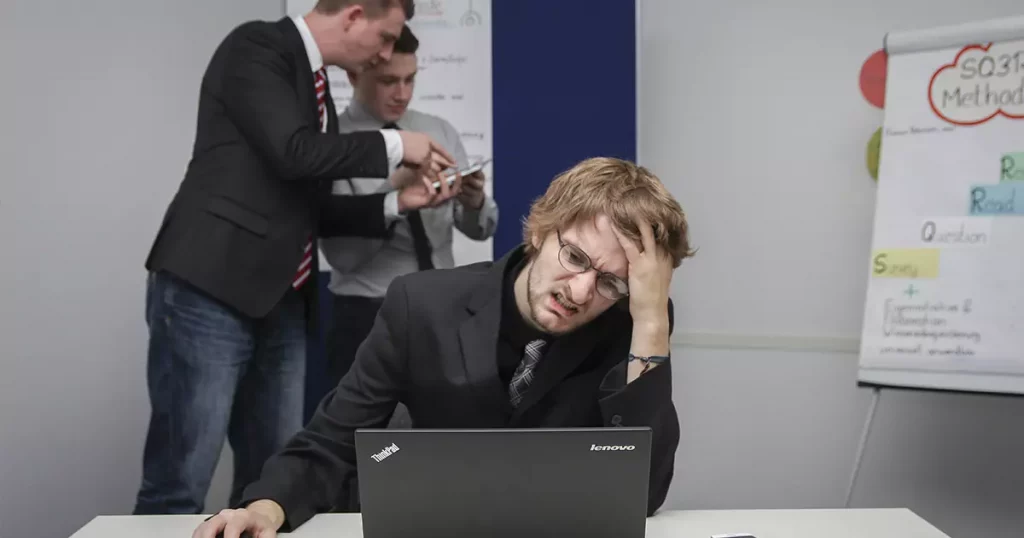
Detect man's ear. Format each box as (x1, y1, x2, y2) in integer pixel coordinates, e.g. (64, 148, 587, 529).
(339, 4, 364, 28)
(530, 232, 542, 251)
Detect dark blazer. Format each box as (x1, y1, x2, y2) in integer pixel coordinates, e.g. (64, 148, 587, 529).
(240, 246, 681, 530)
(145, 17, 393, 318)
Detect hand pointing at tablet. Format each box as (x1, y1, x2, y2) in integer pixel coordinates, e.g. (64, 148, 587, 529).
(397, 131, 455, 182)
(397, 168, 462, 213)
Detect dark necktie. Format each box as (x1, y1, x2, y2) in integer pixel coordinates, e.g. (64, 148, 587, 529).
(509, 339, 547, 408)
(382, 122, 434, 271)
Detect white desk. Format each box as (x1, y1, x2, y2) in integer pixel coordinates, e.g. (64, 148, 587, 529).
(69, 508, 951, 538)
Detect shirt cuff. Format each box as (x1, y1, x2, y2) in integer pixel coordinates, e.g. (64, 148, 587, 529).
(379, 129, 403, 170)
(464, 196, 496, 225)
(384, 190, 404, 224)
(478, 196, 498, 227)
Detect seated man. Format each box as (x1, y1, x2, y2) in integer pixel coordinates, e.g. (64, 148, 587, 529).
(194, 157, 695, 538)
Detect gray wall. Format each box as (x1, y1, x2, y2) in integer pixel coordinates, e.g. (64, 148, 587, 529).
(0, 1, 278, 538)
(4, 1, 1024, 538)
(640, 1, 1024, 538)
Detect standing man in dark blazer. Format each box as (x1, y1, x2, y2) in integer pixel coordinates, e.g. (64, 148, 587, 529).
(194, 157, 696, 538)
(135, 0, 461, 515)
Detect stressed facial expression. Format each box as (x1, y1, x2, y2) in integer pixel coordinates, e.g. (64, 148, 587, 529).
(352, 52, 416, 122)
(525, 215, 630, 335)
(333, 6, 405, 71)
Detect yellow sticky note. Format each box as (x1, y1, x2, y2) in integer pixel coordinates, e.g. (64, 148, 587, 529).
(871, 249, 940, 279)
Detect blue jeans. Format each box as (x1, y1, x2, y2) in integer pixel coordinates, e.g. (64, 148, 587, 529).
(133, 271, 306, 514)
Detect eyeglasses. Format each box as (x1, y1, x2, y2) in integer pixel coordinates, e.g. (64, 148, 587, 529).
(556, 231, 629, 301)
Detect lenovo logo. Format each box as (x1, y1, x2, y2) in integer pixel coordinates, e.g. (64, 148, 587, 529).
(370, 442, 400, 463)
(590, 444, 636, 451)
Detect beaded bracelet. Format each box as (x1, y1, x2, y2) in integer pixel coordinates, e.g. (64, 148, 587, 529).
(628, 353, 670, 374)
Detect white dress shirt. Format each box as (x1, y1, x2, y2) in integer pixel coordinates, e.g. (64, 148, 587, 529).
(319, 99, 500, 299)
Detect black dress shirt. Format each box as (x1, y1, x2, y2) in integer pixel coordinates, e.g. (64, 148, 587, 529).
(496, 257, 551, 388)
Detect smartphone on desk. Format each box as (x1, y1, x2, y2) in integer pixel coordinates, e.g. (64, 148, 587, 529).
(432, 158, 492, 191)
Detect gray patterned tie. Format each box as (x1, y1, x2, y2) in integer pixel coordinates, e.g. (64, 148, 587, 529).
(509, 339, 547, 408)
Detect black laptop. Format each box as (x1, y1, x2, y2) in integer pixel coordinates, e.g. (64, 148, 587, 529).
(354, 427, 652, 538)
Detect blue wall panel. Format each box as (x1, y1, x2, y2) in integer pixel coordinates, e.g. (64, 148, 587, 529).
(491, 0, 637, 257)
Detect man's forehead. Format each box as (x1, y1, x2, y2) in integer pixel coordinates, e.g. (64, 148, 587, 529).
(560, 220, 628, 270)
(563, 215, 618, 242)
(372, 54, 417, 76)
(378, 7, 406, 33)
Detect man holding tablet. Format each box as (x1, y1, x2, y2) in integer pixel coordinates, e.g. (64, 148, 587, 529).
(319, 25, 499, 390)
(194, 156, 693, 538)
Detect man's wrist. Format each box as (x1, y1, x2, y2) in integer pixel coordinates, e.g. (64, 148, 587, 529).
(629, 316, 670, 357)
(634, 317, 669, 335)
(384, 190, 404, 222)
(246, 499, 286, 530)
(627, 315, 670, 383)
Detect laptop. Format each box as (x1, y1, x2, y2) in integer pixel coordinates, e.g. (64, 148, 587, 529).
(354, 427, 652, 538)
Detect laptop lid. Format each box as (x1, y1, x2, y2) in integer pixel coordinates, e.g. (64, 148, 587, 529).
(355, 427, 652, 538)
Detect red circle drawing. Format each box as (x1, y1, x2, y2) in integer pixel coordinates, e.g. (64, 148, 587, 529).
(859, 49, 887, 108)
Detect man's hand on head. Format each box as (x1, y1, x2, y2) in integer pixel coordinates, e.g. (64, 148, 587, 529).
(614, 219, 674, 380)
(613, 219, 674, 330)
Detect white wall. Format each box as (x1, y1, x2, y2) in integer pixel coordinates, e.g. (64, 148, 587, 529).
(0, 1, 279, 537)
(641, 1, 1024, 537)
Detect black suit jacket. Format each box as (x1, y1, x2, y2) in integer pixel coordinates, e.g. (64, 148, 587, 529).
(145, 17, 393, 318)
(240, 246, 681, 530)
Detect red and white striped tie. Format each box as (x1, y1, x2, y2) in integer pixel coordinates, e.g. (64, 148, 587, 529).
(292, 68, 328, 290)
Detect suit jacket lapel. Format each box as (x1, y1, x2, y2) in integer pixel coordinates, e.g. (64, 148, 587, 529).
(457, 294, 507, 413)
(277, 17, 319, 127)
(325, 82, 338, 133)
(457, 250, 519, 415)
(278, 17, 329, 208)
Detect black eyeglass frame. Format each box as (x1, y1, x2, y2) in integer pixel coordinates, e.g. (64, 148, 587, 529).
(555, 231, 630, 301)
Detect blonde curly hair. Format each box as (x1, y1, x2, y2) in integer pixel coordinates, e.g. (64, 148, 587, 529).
(522, 157, 695, 268)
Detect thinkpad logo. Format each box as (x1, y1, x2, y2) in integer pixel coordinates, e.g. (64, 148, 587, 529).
(590, 444, 635, 451)
(371, 442, 400, 462)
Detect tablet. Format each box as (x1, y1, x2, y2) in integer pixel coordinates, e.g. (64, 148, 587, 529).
(432, 158, 492, 190)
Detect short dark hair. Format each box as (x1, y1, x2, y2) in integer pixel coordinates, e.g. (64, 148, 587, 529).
(394, 25, 419, 54)
(314, 0, 414, 19)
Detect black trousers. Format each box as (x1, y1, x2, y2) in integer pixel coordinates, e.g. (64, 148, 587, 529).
(325, 294, 385, 388)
